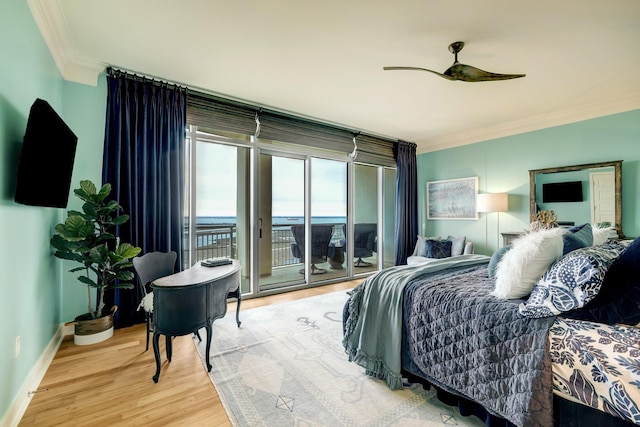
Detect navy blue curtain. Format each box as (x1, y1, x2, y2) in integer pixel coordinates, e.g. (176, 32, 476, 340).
(394, 140, 418, 265)
(102, 70, 187, 328)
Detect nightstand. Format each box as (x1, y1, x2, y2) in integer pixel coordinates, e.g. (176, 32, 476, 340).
(501, 231, 525, 246)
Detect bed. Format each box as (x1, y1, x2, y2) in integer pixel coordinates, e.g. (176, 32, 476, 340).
(343, 229, 640, 427)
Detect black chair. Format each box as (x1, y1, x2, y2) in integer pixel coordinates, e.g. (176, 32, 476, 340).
(133, 251, 178, 351)
(344, 223, 377, 267)
(290, 224, 334, 274)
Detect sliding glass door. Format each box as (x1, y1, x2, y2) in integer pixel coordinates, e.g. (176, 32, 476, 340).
(310, 158, 347, 284)
(352, 164, 379, 274)
(183, 127, 252, 293)
(383, 168, 397, 269)
(258, 153, 347, 291)
(258, 152, 305, 290)
(184, 125, 394, 298)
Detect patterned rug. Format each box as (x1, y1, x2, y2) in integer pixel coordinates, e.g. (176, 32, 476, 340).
(194, 290, 485, 427)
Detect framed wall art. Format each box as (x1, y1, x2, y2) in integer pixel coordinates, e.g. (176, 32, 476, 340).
(427, 177, 478, 220)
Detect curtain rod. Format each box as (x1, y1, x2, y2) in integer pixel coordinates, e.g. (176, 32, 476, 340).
(106, 66, 187, 90)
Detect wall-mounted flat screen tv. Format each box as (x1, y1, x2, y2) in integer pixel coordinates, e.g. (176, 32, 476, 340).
(542, 180, 583, 203)
(14, 98, 78, 208)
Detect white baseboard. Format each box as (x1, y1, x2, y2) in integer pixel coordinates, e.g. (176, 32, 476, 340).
(0, 324, 66, 427)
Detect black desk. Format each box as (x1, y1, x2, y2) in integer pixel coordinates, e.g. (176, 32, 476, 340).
(150, 260, 241, 382)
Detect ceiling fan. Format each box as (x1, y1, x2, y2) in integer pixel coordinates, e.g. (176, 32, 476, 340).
(383, 41, 525, 82)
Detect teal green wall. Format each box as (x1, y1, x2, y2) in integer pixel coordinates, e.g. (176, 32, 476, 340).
(418, 110, 640, 255)
(60, 78, 108, 319)
(0, 1, 106, 422)
(0, 1, 64, 418)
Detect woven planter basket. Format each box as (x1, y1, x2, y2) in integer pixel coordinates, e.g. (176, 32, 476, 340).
(74, 306, 117, 336)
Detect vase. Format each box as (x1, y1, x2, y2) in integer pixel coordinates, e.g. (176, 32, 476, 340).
(73, 306, 117, 346)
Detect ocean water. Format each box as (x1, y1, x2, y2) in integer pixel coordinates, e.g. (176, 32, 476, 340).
(192, 216, 347, 248)
(196, 216, 346, 225)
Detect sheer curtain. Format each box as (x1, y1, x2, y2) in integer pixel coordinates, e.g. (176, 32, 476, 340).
(394, 141, 418, 265)
(102, 69, 187, 327)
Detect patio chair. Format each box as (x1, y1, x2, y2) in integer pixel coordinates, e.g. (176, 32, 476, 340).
(290, 224, 334, 274)
(343, 223, 377, 267)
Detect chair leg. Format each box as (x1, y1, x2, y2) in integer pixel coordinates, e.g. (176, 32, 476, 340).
(310, 264, 327, 274)
(354, 258, 372, 267)
(145, 314, 151, 352)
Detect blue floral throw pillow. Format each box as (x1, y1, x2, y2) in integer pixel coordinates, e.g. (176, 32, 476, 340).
(564, 236, 640, 325)
(425, 239, 452, 259)
(519, 240, 625, 318)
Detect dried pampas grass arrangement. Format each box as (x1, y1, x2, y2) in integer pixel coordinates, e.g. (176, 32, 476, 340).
(529, 209, 558, 232)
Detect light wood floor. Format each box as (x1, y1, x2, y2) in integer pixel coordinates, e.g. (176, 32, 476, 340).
(19, 280, 360, 427)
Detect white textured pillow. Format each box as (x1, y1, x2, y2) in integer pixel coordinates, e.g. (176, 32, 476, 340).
(592, 224, 614, 245)
(492, 227, 566, 299)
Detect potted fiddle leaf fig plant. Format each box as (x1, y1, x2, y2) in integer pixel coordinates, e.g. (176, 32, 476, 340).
(50, 180, 141, 345)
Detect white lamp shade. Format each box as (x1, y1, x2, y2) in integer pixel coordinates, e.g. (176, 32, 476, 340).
(476, 193, 508, 213)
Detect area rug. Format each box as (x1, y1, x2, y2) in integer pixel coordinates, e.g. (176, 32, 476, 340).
(194, 290, 484, 427)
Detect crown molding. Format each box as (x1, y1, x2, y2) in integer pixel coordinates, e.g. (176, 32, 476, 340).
(27, 0, 69, 76)
(416, 92, 640, 154)
(28, 0, 104, 86)
(63, 60, 106, 86)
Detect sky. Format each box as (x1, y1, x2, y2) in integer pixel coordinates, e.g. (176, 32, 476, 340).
(196, 143, 347, 217)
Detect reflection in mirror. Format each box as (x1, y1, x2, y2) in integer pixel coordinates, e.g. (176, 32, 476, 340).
(529, 160, 623, 238)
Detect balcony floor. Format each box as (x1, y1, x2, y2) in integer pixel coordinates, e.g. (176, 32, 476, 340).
(259, 256, 377, 289)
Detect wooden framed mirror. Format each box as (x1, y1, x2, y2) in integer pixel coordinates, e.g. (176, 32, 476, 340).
(529, 160, 623, 238)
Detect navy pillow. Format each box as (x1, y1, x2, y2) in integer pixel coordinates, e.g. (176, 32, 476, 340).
(488, 245, 511, 278)
(425, 239, 452, 259)
(564, 237, 640, 325)
(562, 223, 593, 255)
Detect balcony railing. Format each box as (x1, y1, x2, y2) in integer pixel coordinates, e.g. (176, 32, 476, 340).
(186, 223, 345, 267)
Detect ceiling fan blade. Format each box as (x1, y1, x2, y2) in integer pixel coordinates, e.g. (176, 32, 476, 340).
(444, 63, 526, 82)
(383, 66, 455, 81)
(384, 42, 526, 83)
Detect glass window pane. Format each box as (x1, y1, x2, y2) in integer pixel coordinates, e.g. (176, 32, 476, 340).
(352, 164, 378, 274)
(383, 168, 397, 268)
(310, 158, 347, 283)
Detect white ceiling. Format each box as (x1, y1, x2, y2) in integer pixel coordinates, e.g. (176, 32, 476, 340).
(29, 0, 640, 153)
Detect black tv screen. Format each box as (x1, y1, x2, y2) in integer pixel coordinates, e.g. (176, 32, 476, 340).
(542, 181, 583, 203)
(14, 98, 78, 208)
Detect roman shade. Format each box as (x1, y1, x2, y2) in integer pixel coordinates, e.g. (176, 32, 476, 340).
(353, 134, 396, 168)
(186, 89, 398, 167)
(187, 91, 258, 136)
(255, 109, 356, 155)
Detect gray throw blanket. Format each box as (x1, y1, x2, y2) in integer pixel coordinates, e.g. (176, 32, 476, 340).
(342, 255, 492, 390)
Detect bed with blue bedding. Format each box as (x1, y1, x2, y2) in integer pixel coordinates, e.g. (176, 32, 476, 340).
(343, 236, 640, 427)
